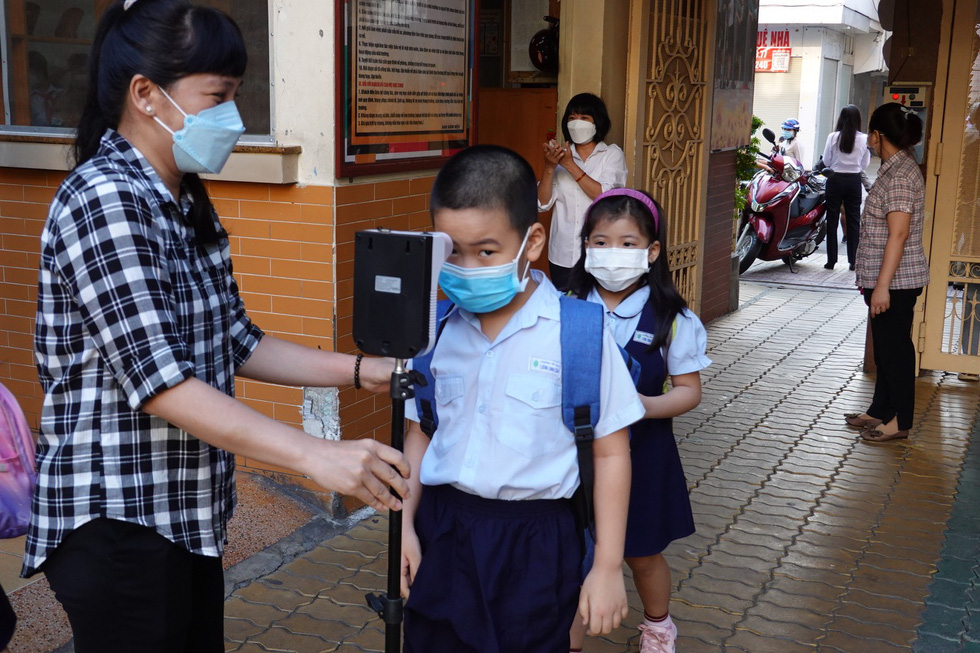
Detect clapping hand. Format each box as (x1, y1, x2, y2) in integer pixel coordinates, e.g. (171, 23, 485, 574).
(543, 140, 565, 169)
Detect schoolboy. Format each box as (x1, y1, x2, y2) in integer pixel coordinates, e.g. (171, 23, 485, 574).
(400, 145, 645, 652)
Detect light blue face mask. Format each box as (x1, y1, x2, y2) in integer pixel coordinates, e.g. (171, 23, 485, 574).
(438, 229, 531, 314)
(781, 129, 795, 141)
(154, 87, 246, 174)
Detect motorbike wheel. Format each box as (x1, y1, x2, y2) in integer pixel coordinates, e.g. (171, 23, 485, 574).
(781, 256, 793, 266)
(736, 224, 763, 274)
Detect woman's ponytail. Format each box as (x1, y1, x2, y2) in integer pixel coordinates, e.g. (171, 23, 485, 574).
(73, 3, 124, 166)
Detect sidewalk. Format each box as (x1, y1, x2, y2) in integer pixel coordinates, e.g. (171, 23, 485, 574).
(219, 281, 980, 652)
(6, 280, 980, 652)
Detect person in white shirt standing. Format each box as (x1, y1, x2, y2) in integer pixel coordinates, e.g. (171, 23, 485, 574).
(538, 93, 628, 289)
(821, 104, 871, 271)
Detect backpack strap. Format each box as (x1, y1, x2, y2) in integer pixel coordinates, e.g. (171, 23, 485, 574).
(412, 299, 454, 438)
(558, 295, 603, 539)
(564, 291, 642, 386)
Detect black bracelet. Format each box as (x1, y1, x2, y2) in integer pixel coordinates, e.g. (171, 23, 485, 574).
(353, 352, 364, 390)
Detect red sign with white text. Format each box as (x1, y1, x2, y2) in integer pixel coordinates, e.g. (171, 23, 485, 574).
(756, 47, 791, 72)
(756, 29, 792, 73)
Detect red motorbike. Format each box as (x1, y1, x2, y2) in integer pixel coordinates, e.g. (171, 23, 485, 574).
(736, 128, 831, 274)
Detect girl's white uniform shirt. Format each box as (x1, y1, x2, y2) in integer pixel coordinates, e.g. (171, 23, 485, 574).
(405, 270, 645, 501)
(586, 285, 712, 374)
(538, 142, 628, 268)
(822, 132, 871, 173)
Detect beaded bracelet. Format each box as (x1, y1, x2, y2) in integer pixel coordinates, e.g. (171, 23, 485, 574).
(353, 352, 364, 390)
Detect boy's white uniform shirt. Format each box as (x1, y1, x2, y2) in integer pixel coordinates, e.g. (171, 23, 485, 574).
(405, 270, 645, 501)
(585, 285, 713, 375)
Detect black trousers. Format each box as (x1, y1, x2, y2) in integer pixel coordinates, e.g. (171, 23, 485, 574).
(43, 518, 224, 653)
(0, 581, 14, 649)
(825, 172, 863, 266)
(864, 287, 923, 431)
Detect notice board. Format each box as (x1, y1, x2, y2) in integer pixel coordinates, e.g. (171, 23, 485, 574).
(335, 0, 476, 177)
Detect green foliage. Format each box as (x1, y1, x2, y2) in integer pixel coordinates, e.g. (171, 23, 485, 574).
(734, 115, 765, 215)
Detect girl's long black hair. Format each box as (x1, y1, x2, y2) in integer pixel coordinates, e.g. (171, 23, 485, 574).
(76, 0, 247, 245)
(566, 191, 688, 352)
(834, 104, 863, 155)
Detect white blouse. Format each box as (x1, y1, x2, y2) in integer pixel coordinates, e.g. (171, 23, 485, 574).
(822, 131, 871, 174)
(586, 285, 713, 375)
(538, 141, 628, 268)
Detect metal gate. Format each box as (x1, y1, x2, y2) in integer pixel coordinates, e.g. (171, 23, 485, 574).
(920, 0, 980, 375)
(626, 0, 709, 310)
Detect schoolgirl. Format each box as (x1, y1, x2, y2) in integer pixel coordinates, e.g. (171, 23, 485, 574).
(566, 188, 711, 653)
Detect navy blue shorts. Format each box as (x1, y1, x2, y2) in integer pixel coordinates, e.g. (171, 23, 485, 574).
(404, 485, 583, 653)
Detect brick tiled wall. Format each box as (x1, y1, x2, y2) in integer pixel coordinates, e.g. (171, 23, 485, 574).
(0, 166, 436, 502)
(0, 169, 62, 428)
(331, 177, 436, 514)
(206, 180, 336, 479)
(701, 150, 737, 323)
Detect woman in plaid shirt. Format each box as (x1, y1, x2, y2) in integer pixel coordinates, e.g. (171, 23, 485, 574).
(845, 103, 929, 443)
(26, 1, 409, 650)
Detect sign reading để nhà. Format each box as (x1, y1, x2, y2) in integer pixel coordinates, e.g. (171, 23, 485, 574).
(756, 29, 792, 73)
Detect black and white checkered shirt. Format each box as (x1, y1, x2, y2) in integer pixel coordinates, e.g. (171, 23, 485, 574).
(24, 130, 263, 576)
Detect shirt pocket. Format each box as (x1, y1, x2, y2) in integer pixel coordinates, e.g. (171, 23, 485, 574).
(432, 374, 465, 449)
(499, 373, 564, 457)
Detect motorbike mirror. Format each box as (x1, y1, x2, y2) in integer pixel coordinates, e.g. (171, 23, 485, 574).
(762, 128, 776, 144)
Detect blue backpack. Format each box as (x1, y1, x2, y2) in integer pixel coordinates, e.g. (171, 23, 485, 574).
(411, 297, 640, 572)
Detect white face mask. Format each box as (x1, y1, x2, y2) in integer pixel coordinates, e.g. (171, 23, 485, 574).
(567, 119, 597, 145)
(585, 247, 650, 292)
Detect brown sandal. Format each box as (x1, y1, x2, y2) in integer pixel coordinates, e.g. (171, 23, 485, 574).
(844, 412, 882, 428)
(860, 427, 909, 442)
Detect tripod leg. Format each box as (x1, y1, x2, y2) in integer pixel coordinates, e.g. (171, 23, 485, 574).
(366, 366, 412, 653)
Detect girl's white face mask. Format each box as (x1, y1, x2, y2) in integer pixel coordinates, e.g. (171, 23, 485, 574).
(585, 247, 650, 292)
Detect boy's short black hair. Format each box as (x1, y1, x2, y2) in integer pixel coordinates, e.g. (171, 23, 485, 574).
(561, 93, 611, 144)
(430, 145, 538, 234)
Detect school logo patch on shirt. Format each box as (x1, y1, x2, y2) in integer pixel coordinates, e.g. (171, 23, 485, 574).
(529, 357, 561, 376)
(633, 331, 654, 346)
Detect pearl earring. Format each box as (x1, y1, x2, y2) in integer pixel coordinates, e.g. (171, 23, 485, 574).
(145, 106, 153, 113)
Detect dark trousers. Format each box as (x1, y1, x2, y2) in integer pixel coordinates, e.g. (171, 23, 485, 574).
(0, 581, 14, 649)
(864, 287, 923, 430)
(548, 262, 573, 291)
(825, 172, 863, 266)
(404, 485, 582, 653)
(43, 518, 224, 653)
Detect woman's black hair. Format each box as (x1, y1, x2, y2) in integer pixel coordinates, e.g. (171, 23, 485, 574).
(868, 102, 924, 151)
(76, 0, 247, 244)
(561, 93, 611, 144)
(566, 191, 687, 352)
(834, 104, 862, 154)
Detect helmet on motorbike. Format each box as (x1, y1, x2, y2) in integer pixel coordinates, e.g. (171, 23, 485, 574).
(781, 118, 800, 132)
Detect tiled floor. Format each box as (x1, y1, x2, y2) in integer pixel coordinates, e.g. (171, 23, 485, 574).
(219, 282, 980, 652)
(0, 537, 29, 593)
(1, 471, 316, 652)
(6, 278, 980, 652)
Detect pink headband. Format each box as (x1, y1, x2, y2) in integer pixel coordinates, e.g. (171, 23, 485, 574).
(586, 188, 660, 232)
